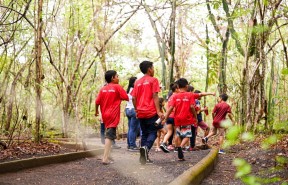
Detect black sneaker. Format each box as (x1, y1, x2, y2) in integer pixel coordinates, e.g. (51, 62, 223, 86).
(146, 158, 153, 164)
(160, 143, 170, 153)
(139, 146, 148, 165)
(202, 137, 208, 144)
(128, 147, 139, 152)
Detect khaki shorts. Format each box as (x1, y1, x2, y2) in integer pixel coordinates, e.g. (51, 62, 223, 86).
(211, 127, 226, 136)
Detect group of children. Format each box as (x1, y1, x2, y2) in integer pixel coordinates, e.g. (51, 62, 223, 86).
(95, 60, 234, 165)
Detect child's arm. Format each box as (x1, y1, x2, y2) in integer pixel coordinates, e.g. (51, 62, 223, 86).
(132, 96, 137, 117)
(190, 105, 198, 124)
(153, 93, 164, 119)
(95, 104, 100, 117)
(199, 92, 216, 97)
(228, 113, 235, 124)
(164, 106, 174, 120)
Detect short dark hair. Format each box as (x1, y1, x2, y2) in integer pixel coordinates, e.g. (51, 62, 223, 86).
(194, 90, 201, 93)
(219, 93, 228, 101)
(139, 61, 153, 74)
(127, 76, 137, 93)
(170, 82, 178, 92)
(187, 85, 194, 92)
(105, 70, 117, 83)
(176, 78, 188, 88)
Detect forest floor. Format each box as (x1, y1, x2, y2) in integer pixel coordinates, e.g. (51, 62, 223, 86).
(0, 135, 287, 184)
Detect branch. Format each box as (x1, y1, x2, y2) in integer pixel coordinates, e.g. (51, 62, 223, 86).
(222, 0, 244, 56)
(0, 0, 32, 25)
(206, 0, 223, 41)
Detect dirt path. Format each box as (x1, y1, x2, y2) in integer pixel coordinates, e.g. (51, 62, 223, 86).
(0, 138, 210, 185)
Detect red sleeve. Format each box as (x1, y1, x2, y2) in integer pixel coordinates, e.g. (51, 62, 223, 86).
(190, 94, 196, 105)
(193, 93, 200, 100)
(95, 91, 102, 105)
(131, 85, 136, 97)
(212, 104, 218, 114)
(170, 95, 176, 107)
(227, 105, 232, 113)
(118, 85, 129, 101)
(152, 78, 160, 93)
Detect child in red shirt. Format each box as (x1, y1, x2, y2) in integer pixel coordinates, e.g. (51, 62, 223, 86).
(95, 70, 129, 164)
(164, 78, 197, 161)
(131, 61, 164, 165)
(202, 93, 234, 154)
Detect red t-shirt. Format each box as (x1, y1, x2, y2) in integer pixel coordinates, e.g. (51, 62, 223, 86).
(131, 75, 160, 119)
(212, 101, 232, 128)
(170, 92, 197, 127)
(167, 93, 176, 118)
(95, 83, 129, 128)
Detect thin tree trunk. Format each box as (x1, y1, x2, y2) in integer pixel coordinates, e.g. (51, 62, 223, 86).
(169, 0, 176, 84)
(35, 0, 43, 142)
(204, 24, 210, 121)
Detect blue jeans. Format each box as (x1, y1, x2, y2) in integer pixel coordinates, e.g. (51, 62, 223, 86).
(125, 108, 140, 148)
(138, 115, 159, 150)
(100, 122, 115, 145)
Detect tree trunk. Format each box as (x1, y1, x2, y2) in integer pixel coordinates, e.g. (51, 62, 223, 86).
(35, 0, 43, 142)
(204, 24, 210, 121)
(169, 0, 176, 84)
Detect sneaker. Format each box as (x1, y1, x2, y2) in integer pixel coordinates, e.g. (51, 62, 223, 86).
(160, 143, 170, 153)
(112, 144, 121, 149)
(218, 149, 225, 154)
(139, 146, 148, 165)
(202, 137, 208, 144)
(187, 147, 195, 152)
(146, 158, 154, 164)
(128, 147, 139, 152)
(174, 148, 178, 153)
(167, 145, 174, 151)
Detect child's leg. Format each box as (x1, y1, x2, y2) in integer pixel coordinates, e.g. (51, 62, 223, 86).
(168, 127, 174, 145)
(163, 124, 172, 143)
(198, 121, 210, 137)
(103, 138, 113, 163)
(218, 128, 226, 149)
(155, 130, 160, 149)
(189, 126, 197, 148)
(206, 126, 217, 138)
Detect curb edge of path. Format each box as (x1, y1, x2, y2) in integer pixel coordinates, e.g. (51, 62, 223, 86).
(168, 148, 218, 185)
(0, 148, 104, 174)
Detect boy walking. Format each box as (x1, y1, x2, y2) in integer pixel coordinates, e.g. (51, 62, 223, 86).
(202, 93, 234, 154)
(95, 70, 129, 164)
(164, 78, 198, 161)
(131, 61, 164, 164)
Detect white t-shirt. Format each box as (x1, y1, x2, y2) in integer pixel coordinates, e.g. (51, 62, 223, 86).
(126, 88, 135, 109)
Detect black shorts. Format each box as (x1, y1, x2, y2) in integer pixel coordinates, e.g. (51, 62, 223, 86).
(105, 127, 117, 140)
(166, 117, 175, 125)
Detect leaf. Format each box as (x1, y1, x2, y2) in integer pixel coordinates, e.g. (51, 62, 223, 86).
(281, 68, 288, 75)
(241, 132, 255, 142)
(261, 135, 278, 149)
(226, 125, 241, 141)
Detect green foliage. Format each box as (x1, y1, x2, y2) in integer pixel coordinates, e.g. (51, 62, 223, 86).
(261, 134, 279, 150)
(281, 68, 288, 75)
(212, 1, 221, 9)
(273, 121, 288, 132)
(233, 158, 252, 178)
(253, 25, 270, 34)
(208, 52, 220, 85)
(241, 132, 255, 142)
